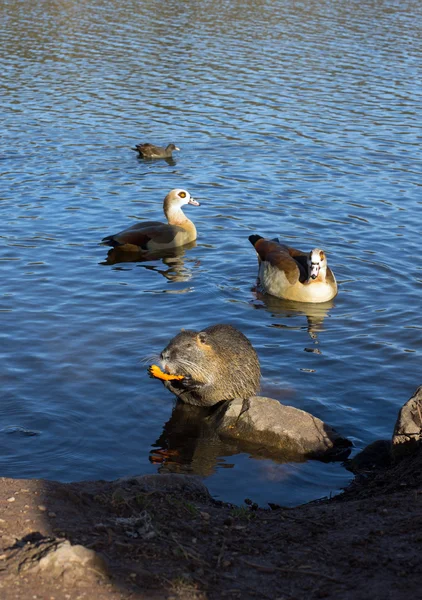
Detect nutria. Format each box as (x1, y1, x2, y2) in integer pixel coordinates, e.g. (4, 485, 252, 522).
(151, 324, 261, 407)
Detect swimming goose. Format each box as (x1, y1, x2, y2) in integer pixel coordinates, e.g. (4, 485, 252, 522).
(132, 143, 180, 159)
(249, 235, 337, 303)
(102, 189, 200, 252)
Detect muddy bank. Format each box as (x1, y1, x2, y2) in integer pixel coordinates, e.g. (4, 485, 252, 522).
(1, 447, 422, 600)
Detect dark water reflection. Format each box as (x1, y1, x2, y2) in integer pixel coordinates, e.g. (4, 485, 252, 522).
(150, 400, 350, 480)
(1, 0, 422, 506)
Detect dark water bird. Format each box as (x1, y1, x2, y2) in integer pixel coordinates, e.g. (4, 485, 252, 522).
(101, 189, 200, 252)
(249, 235, 337, 303)
(132, 142, 180, 159)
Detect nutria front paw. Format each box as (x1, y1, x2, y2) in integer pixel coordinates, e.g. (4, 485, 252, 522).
(181, 374, 201, 389)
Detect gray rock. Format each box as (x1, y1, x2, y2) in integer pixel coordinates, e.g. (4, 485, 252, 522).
(35, 540, 108, 580)
(392, 385, 422, 461)
(210, 396, 351, 460)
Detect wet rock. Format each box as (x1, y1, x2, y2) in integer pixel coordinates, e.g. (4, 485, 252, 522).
(211, 396, 351, 460)
(392, 386, 422, 461)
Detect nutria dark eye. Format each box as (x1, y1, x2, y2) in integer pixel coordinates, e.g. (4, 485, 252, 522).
(179, 191, 186, 198)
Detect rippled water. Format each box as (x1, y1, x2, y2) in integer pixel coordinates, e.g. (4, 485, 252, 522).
(1, 0, 421, 507)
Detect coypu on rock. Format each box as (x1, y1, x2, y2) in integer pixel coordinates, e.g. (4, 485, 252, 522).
(150, 324, 261, 407)
(149, 324, 352, 460)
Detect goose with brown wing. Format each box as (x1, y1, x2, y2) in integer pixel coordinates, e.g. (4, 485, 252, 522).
(249, 235, 337, 303)
(102, 189, 200, 252)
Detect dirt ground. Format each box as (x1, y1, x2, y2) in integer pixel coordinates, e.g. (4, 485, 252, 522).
(1, 449, 422, 600)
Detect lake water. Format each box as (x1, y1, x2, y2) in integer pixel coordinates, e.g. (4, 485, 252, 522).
(1, 0, 421, 507)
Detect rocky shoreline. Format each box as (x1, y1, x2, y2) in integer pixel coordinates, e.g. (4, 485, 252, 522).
(1, 388, 421, 600)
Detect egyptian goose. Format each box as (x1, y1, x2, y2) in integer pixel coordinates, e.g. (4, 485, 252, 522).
(102, 189, 200, 252)
(132, 143, 180, 159)
(249, 235, 338, 303)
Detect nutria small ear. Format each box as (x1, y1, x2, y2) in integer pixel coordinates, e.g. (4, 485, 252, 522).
(197, 332, 208, 345)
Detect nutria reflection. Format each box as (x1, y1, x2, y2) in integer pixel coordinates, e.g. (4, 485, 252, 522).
(149, 402, 308, 477)
(150, 403, 224, 477)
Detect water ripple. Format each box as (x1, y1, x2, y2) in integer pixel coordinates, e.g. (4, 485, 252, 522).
(1, 0, 421, 505)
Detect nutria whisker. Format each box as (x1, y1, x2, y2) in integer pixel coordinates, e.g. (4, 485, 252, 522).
(173, 358, 213, 384)
(140, 353, 161, 365)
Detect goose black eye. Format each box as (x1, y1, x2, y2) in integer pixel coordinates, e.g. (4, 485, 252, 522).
(179, 191, 186, 199)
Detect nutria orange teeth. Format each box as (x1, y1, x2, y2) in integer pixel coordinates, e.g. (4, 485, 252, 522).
(148, 364, 184, 381)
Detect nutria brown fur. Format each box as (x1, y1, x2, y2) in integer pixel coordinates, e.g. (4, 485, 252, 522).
(158, 324, 261, 407)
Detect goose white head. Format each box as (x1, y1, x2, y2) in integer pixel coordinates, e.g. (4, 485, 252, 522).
(164, 188, 200, 210)
(307, 248, 327, 281)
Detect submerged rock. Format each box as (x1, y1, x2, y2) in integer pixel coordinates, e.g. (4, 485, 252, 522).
(209, 396, 352, 461)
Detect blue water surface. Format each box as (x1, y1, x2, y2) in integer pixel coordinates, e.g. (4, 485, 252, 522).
(1, 0, 421, 506)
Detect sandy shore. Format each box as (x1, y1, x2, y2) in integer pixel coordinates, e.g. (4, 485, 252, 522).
(1, 446, 421, 600)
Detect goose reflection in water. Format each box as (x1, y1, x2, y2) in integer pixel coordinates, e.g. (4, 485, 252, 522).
(101, 241, 197, 284)
(251, 289, 335, 340)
